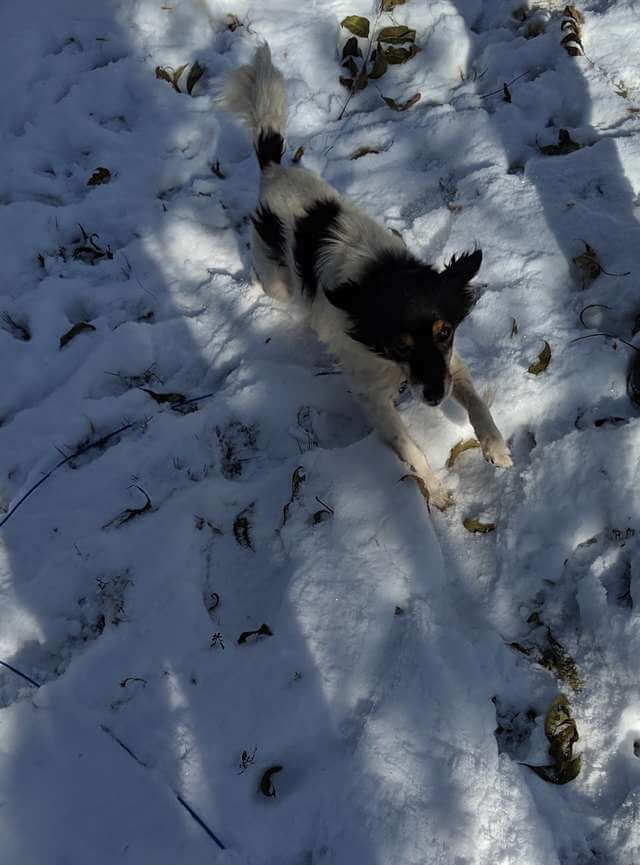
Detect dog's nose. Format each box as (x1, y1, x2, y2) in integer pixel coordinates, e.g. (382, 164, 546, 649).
(422, 387, 442, 406)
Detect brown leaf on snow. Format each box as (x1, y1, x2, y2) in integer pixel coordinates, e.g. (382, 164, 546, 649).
(463, 517, 496, 534)
(87, 167, 111, 186)
(350, 145, 381, 159)
(369, 47, 388, 79)
(539, 128, 580, 156)
(186, 61, 206, 95)
(59, 321, 96, 349)
(446, 439, 480, 468)
(573, 241, 601, 288)
(561, 5, 584, 57)
(527, 340, 551, 375)
(382, 92, 421, 111)
(523, 694, 582, 785)
(382, 44, 419, 64)
(341, 15, 370, 38)
(378, 25, 416, 44)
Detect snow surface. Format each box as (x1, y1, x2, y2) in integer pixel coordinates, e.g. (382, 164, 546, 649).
(1, 0, 640, 862)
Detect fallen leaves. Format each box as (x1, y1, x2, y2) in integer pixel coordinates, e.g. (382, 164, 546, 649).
(59, 321, 96, 349)
(573, 241, 601, 287)
(381, 92, 421, 111)
(527, 341, 552, 375)
(378, 25, 416, 44)
(539, 128, 580, 156)
(350, 145, 381, 159)
(281, 466, 306, 527)
(104, 486, 152, 529)
(561, 5, 584, 57)
(446, 439, 480, 468)
(463, 517, 496, 534)
(341, 15, 370, 38)
(259, 765, 282, 797)
(87, 167, 111, 186)
(523, 695, 581, 784)
(233, 504, 254, 550)
(156, 61, 206, 95)
(238, 623, 273, 644)
(139, 388, 186, 405)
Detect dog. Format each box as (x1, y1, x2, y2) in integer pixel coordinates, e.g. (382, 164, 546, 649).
(222, 44, 512, 509)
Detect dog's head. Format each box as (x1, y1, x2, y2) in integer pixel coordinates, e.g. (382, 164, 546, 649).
(328, 248, 482, 406)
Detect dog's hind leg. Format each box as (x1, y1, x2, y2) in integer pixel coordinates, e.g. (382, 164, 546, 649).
(250, 224, 293, 301)
(355, 387, 452, 511)
(450, 353, 512, 468)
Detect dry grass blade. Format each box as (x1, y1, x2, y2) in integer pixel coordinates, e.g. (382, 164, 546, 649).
(527, 340, 551, 375)
(382, 92, 421, 111)
(446, 439, 480, 468)
(186, 61, 206, 95)
(59, 322, 96, 349)
(463, 517, 496, 534)
(341, 15, 370, 37)
(87, 167, 111, 186)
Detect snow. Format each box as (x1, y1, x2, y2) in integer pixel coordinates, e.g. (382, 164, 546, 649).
(1, 0, 640, 862)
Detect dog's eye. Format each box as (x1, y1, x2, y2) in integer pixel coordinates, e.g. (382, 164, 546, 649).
(391, 334, 414, 358)
(433, 320, 453, 344)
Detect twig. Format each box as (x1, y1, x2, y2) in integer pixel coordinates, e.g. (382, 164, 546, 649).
(0, 422, 135, 530)
(0, 659, 41, 687)
(570, 333, 639, 352)
(579, 304, 612, 328)
(337, 6, 383, 122)
(479, 70, 530, 99)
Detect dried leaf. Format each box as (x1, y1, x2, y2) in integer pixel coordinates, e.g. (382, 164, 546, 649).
(446, 438, 480, 468)
(186, 61, 206, 95)
(378, 25, 416, 44)
(561, 5, 584, 56)
(211, 160, 225, 178)
(540, 630, 582, 691)
(281, 466, 306, 527)
(369, 47, 388, 79)
(341, 16, 370, 38)
(511, 318, 519, 337)
(382, 44, 419, 64)
(342, 56, 359, 77)
(155, 65, 176, 89)
(540, 128, 580, 156)
(628, 353, 640, 407)
(382, 92, 421, 111)
(259, 765, 282, 797)
(339, 76, 355, 89)
(59, 322, 96, 349)
(381, 0, 406, 9)
(87, 167, 111, 186)
(104, 486, 152, 529)
(527, 340, 551, 375)
(292, 146, 304, 163)
(238, 623, 273, 644)
(227, 13, 242, 30)
(139, 388, 186, 405)
(1, 312, 30, 341)
(233, 503, 254, 550)
(463, 517, 496, 534)
(342, 36, 362, 59)
(503, 82, 512, 103)
(573, 242, 601, 288)
(172, 63, 188, 91)
(350, 146, 381, 160)
(524, 694, 581, 784)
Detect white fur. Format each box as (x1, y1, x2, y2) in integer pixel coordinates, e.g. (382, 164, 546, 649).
(222, 45, 512, 509)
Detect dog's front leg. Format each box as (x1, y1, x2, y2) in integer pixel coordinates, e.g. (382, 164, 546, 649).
(355, 386, 452, 511)
(451, 353, 512, 468)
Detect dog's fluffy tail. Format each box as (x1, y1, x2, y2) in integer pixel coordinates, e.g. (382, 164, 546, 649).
(222, 43, 287, 170)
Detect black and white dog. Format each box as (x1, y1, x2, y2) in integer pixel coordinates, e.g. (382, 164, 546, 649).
(223, 44, 511, 509)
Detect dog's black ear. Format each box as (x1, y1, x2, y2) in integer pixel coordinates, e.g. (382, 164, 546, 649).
(443, 249, 482, 285)
(441, 249, 482, 322)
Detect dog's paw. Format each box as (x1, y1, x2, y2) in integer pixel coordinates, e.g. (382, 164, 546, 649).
(481, 436, 513, 469)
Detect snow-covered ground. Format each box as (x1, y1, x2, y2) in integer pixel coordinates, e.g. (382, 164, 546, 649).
(1, 0, 640, 862)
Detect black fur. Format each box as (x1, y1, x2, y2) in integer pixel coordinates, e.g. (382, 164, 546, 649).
(251, 204, 286, 266)
(293, 199, 342, 298)
(255, 128, 284, 170)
